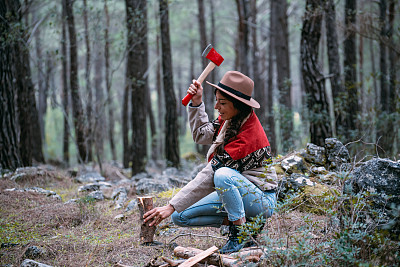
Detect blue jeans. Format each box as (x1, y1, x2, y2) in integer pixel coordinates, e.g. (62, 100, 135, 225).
(171, 167, 276, 227)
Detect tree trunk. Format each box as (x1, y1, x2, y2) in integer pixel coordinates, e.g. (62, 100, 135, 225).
(159, 0, 180, 167)
(104, 0, 116, 161)
(61, 0, 69, 165)
(83, 0, 93, 162)
(343, 0, 358, 141)
(65, 0, 88, 163)
(251, 0, 266, 128)
(125, 0, 149, 174)
(324, 0, 343, 136)
(267, 0, 277, 154)
(379, 0, 388, 111)
(274, 0, 292, 152)
(196, 0, 211, 156)
(0, 0, 23, 170)
(155, 17, 164, 160)
(300, 0, 332, 146)
(235, 0, 249, 74)
(94, 45, 105, 163)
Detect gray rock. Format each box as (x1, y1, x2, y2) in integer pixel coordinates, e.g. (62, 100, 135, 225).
(125, 199, 138, 213)
(114, 214, 125, 221)
(131, 172, 152, 182)
(74, 171, 105, 183)
(277, 173, 314, 201)
(281, 155, 306, 174)
(112, 187, 128, 209)
(325, 138, 350, 170)
(24, 246, 46, 259)
(135, 177, 171, 195)
(87, 190, 104, 201)
(346, 158, 400, 235)
(20, 259, 53, 267)
(303, 143, 326, 166)
(78, 182, 112, 192)
(5, 187, 61, 200)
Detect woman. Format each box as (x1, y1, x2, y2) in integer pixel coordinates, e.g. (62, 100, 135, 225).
(144, 71, 277, 253)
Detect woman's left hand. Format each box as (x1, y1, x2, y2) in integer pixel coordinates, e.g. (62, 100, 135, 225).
(143, 204, 175, 227)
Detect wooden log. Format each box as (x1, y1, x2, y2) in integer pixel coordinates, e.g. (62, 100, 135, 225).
(161, 257, 186, 266)
(178, 246, 218, 267)
(174, 246, 238, 267)
(137, 196, 156, 244)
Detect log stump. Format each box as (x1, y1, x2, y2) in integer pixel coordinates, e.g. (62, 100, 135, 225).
(137, 196, 159, 245)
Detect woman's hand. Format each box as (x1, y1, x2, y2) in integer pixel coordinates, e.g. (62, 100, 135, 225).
(187, 80, 203, 106)
(143, 203, 175, 227)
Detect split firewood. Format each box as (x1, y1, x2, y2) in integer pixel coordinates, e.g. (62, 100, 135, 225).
(137, 196, 157, 244)
(174, 246, 239, 267)
(178, 246, 218, 267)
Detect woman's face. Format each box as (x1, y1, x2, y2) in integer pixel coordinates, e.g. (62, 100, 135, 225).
(214, 90, 239, 120)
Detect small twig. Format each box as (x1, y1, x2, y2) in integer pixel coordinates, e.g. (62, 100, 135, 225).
(114, 261, 134, 267)
(168, 232, 227, 244)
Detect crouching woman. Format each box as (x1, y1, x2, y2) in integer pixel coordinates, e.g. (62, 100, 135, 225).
(144, 71, 278, 254)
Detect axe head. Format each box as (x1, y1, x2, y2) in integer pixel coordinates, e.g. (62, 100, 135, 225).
(202, 44, 224, 66)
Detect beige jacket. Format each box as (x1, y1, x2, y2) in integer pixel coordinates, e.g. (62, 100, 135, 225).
(169, 103, 277, 213)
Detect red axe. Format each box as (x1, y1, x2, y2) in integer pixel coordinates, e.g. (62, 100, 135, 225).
(182, 44, 224, 106)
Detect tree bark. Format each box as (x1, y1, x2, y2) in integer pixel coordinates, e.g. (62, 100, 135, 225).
(251, 0, 266, 128)
(159, 0, 180, 167)
(235, 0, 249, 74)
(196, 0, 211, 156)
(65, 0, 88, 163)
(125, 0, 148, 175)
(300, 0, 332, 146)
(0, 0, 23, 170)
(267, 0, 276, 154)
(324, 0, 343, 136)
(104, 0, 116, 161)
(138, 197, 156, 244)
(343, 0, 358, 140)
(61, 0, 69, 165)
(274, 0, 292, 152)
(83, 0, 93, 162)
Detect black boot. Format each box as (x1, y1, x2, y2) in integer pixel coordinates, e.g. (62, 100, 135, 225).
(219, 224, 245, 254)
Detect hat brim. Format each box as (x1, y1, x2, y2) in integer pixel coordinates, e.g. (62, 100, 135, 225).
(206, 81, 260, 109)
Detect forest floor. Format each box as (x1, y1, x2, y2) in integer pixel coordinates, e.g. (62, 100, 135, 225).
(0, 165, 327, 267)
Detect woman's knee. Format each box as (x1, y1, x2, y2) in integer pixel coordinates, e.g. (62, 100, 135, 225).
(214, 167, 235, 187)
(171, 211, 185, 226)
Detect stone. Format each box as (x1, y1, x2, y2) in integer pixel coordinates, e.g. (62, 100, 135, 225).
(114, 214, 125, 221)
(20, 259, 53, 267)
(324, 138, 350, 170)
(87, 191, 104, 201)
(310, 166, 328, 175)
(74, 171, 105, 183)
(112, 187, 128, 209)
(135, 178, 171, 195)
(346, 158, 400, 235)
(280, 155, 306, 174)
(78, 182, 112, 192)
(5, 187, 61, 200)
(24, 246, 46, 259)
(125, 199, 138, 213)
(277, 173, 314, 201)
(303, 143, 326, 166)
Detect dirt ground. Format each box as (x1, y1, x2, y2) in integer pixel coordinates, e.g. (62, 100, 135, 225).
(0, 167, 327, 267)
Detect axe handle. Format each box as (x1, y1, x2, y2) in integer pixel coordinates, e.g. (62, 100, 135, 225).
(182, 62, 217, 106)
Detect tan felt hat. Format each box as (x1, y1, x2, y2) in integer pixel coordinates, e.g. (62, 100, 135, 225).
(206, 71, 260, 109)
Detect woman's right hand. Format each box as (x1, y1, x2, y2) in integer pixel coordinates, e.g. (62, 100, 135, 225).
(188, 80, 203, 106)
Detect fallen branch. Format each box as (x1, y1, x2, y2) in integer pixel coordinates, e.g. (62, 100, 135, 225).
(168, 232, 226, 244)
